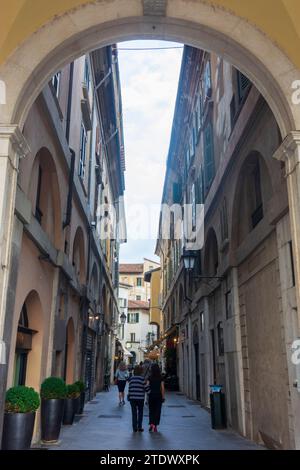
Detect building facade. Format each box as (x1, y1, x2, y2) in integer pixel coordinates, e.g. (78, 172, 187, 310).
(119, 259, 160, 302)
(0, 45, 126, 441)
(126, 300, 157, 365)
(156, 46, 300, 449)
(118, 260, 160, 365)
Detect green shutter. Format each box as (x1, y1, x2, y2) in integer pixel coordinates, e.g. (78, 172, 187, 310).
(204, 123, 215, 189)
(196, 166, 204, 204)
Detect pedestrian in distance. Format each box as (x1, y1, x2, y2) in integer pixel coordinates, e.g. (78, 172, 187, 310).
(114, 361, 129, 406)
(146, 363, 165, 433)
(128, 364, 148, 432)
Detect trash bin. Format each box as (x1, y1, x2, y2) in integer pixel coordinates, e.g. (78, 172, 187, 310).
(209, 384, 226, 429)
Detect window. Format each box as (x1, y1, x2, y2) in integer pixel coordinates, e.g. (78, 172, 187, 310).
(84, 58, 90, 91)
(185, 147, 190, 172)
(128, 312, 139, 323)
(136, 295, 141, 301)
(217, 322, 224, 356)
(189, 132, 195, 160)
(237, 70, 251, 103)
(136, 277, 142, 287)
(119, 298, 127, 308)
(191, 183, 196, 231)
(251, 160, 263, 228)
(130, 333, 136, 343)
(288, 241, 296, 287)
(79, 123, 87, 179)
(149, 265, 153, 270)
(35, 165, 43, 223)
(230, 95, 236, 131)
(203, 122, 215, 191)
(196, 166, 204, 204)
(51, 72, 61, 98)
(197, 93, 202, 134)
(204, 61, 212, 98)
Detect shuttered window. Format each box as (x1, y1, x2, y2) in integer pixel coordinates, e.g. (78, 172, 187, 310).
(197, 94, 202, 134)
(204, 61, 212, 98)
(196, 165, 204, 204)
(191, 183, 196, 230)
(237, 70, 250, 102)
(204, 122, 215, 190)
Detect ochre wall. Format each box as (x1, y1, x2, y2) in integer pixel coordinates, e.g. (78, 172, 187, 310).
(0, 0, 300, 69)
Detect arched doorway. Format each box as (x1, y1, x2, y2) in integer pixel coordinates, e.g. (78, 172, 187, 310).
(64, 317, 75, 384)
(13, 291, 44, 392)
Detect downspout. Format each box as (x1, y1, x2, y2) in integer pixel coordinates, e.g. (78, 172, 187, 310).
(65, 62, 74, 143)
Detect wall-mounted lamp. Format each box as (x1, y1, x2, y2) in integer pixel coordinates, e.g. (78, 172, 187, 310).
(181, 249, 223, 280)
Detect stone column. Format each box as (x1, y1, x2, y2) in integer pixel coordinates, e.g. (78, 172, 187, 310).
(273, 131, 300, 449)
(273, 131, 300, 333)
(0, 126, 30, 348)
(0, 125, 30, 445)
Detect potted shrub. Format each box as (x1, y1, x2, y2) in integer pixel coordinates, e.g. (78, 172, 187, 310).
(1, 385, 40, 450)
(40, 377, 66, 443)
(63, 383, 80, 425)
(74, 380, 85, 415)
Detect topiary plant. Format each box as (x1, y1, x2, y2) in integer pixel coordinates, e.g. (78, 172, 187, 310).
(74, 380, 85, 392)
(5, 386, 40, 413)
(66, 383, 80, 399)
(40, 377, 66, 400)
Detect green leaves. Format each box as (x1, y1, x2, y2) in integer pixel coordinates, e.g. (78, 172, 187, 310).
(74, 380, 85, 392)
(40, 377, 67, 399)
(5, 386, 40, 413)
(66, 383, 80, 399)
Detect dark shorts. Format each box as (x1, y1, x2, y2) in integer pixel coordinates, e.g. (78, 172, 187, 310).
(117, 380, 127, 392)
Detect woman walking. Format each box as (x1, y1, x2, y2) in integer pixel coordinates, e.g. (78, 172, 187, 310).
(147, 363, 165, 432)
(128, 365, 147, 432)
(115, 361, 129, 406)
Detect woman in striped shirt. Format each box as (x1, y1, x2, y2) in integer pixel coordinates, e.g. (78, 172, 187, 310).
(128, 365, 148, 432)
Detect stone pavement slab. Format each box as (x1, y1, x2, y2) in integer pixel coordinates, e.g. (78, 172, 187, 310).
(50, 389, 264, 450)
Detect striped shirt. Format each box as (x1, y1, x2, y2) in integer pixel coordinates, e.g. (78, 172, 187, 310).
(128, 375, 147, 400)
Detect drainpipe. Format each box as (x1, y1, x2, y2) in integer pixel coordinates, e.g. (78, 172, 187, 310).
(63, 148, 75, 229)
(65, 62, 74, 143)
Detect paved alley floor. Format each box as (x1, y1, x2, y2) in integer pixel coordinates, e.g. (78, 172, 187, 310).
(51, 389, 263, 450)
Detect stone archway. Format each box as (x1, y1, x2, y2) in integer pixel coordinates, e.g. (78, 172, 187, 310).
(0, 0, 300, 449)
(13, 290, 44, 393)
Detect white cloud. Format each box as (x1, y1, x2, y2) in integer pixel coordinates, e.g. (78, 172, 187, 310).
(118, 40, 182, 263)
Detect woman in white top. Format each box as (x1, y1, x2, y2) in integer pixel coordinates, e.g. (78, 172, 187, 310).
(115, 361, 129, 405)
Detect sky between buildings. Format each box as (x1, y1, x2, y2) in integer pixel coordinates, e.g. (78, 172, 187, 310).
(118, 40, 183, 264)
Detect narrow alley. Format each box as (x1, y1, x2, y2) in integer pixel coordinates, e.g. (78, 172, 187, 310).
(49, 390, 262, 451)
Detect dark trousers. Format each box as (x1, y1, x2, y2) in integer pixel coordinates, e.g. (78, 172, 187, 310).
(130, 399, 144, 430)
(149, 395, 162, 426)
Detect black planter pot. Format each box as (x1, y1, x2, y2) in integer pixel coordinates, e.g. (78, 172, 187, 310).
(1, 411, 35, 450)
(77, 391, 85, 415)
(62, 398, 76, 425)
(41, 398, 64, 443)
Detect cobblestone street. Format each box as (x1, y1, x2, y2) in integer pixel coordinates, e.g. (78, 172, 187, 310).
(50, 389, 263, 450)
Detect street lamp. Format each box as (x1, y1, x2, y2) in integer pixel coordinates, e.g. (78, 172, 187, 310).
(181, 249, 223, 280)
(120, 312, 126, 324)
(181, 249, 196, 271)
